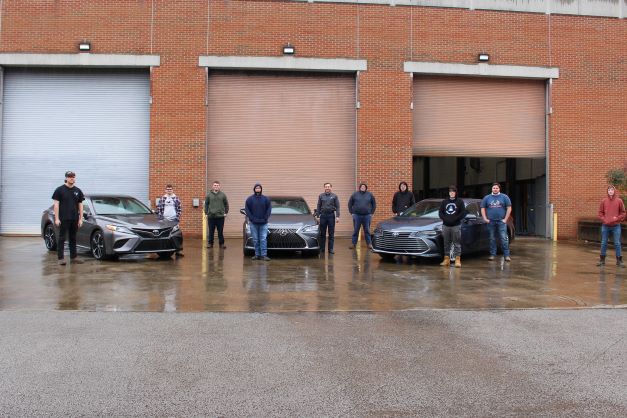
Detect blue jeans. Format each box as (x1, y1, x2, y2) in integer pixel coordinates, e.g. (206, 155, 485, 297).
(487, 220, 510, 257)
(352, 214, 372, 245)
(600, 224, 622, 257)
(250, 223, 268, 257)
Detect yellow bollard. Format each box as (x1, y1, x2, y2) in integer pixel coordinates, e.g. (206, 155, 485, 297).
(552, 212, 558, 241)
(202, 213, 207, 242)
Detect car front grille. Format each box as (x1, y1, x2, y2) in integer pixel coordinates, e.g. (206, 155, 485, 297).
(132, 227, 173, 238)
(134, 238, 176, 252)
(374, 231, 429, 253)
(268, 229, 306, 249)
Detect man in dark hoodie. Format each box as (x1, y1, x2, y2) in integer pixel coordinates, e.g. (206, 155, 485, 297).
(348, 182, 376, 249)
(438, 185, 467, 268)
(597, 185, 626, 267)
(392, 181, 415, 215)
(245, 183, 272, 261)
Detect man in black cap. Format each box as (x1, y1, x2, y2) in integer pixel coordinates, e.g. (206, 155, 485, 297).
(51, 171, 85, 265)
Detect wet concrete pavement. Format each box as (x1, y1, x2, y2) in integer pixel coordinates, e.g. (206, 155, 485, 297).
(1, 236, 626, 416)
(0, 236, 625, 311)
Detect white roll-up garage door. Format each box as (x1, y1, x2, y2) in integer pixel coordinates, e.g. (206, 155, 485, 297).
(0, 68, 150, 234)
(207, 71, 356, 236)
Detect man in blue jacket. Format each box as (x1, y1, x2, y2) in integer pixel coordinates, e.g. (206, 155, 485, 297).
(245, 183, 272, 261)
(348, 182, 376, 249)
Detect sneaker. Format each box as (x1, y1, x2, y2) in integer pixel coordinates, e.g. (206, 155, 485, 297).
(207, 244, 213, 248)
(71, 258, 84, 264)
(251, 255, 259, 260)
(58, 259, 67, 266)
(261, 256, 271, 261)
(348, 245, 355, 249)
(488, 255, 495, 261)
(220, 245, 227, 249)
(504, 256, 511, 262)
(328, 250, 335, 254)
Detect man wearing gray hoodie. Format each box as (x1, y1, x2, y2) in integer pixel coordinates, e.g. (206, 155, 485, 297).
(348, 183, 376, 249)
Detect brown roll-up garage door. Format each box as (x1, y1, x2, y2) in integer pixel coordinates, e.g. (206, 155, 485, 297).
(413, 76, 546, 157)
(207, 71, 356, 236)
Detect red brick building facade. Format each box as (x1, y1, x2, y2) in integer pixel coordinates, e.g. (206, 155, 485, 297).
(0, 0, 624, 238)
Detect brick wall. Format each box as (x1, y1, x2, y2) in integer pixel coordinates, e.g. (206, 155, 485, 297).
(1, 1, 624, 238)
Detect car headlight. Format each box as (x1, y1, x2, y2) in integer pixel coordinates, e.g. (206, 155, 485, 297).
(299, 225, 318, 234)
(106, 224, 133, 234)
(172, 224, 180, 233)
(409, 230, 438, 237)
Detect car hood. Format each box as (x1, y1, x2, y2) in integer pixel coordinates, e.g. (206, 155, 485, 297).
(266, 214, 316, 229)
(96, 214, 178, 229)
(376, 216, 443, 232)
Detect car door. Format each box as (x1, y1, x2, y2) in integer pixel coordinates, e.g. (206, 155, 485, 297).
(461, 202, 484, 253)
(77, 200, 97, 250)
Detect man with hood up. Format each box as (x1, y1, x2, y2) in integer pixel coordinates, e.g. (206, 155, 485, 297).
(245, 183, 272, 261)
(597, 185, 626, 267)
(392, 181, 416, 215)
(348, 182, 376, 249)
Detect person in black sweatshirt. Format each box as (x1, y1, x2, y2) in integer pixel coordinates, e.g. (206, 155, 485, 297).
(348, 182, 376, 249)
(392, 181, 416, 215)
(438, 185, 467, 268)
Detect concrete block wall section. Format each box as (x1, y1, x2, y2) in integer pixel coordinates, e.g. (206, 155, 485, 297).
(0, 1, 624, 238)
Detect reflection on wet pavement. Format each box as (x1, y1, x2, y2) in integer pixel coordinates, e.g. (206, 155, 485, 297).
(0, 237, 625, 312)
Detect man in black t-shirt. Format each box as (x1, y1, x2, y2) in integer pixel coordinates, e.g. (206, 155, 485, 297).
(51, 171, 85, 265)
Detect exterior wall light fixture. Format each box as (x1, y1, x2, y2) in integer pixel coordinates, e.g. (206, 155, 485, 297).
(78, 42, 91, 52)
(283, 44, 295, 55)
(478, 53, 489, 62)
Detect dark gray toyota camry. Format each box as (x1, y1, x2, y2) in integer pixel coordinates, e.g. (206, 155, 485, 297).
(41, 194, 183, 260)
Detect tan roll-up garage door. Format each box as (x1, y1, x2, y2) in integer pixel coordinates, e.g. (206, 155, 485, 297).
(207, 71, 355, 236)
(413, 76, 545, 157)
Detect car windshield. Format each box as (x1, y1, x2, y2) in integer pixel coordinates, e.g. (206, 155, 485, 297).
(399, 200, 442, 218)
(92, 197, 152, 215)
(270, 198, 311, 215)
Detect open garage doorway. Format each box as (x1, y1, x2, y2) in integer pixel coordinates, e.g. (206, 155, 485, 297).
(412, 157, 547, 237)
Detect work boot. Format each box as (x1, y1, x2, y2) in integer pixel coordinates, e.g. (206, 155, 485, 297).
(617, 256, 625, 268)
(348, 245, 355, 249)
(596, 255, 605, 267)
(455, 257, 461, 268)
(439, 256, 450, 267)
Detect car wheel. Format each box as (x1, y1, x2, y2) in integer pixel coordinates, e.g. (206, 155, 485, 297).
(158, 251, 174, 260)
(90, 230, 109, 260)
(378, 253, 396, 261)
(43, 224, 57, 251)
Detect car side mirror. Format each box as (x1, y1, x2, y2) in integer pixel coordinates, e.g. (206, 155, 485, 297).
(463, 213, 477, 223)
(240, 208, 246, 216)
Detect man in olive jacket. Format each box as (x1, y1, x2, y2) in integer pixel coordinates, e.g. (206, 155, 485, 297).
(204, 181, 229, 249)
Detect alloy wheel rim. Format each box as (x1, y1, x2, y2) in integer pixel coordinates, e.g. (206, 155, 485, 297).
(92, 233, 104, 259)
(44, 226, 55, 249)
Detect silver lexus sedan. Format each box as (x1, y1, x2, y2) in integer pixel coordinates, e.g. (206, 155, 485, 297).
(240, 196, 320, 256)
(41, 194, 183, 260)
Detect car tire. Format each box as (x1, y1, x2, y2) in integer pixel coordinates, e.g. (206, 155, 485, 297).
(44, 223, 57, 251)
(157, 251, 174, 260)
(378, 253, 396, 261)
(90, 230, 111, 260)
